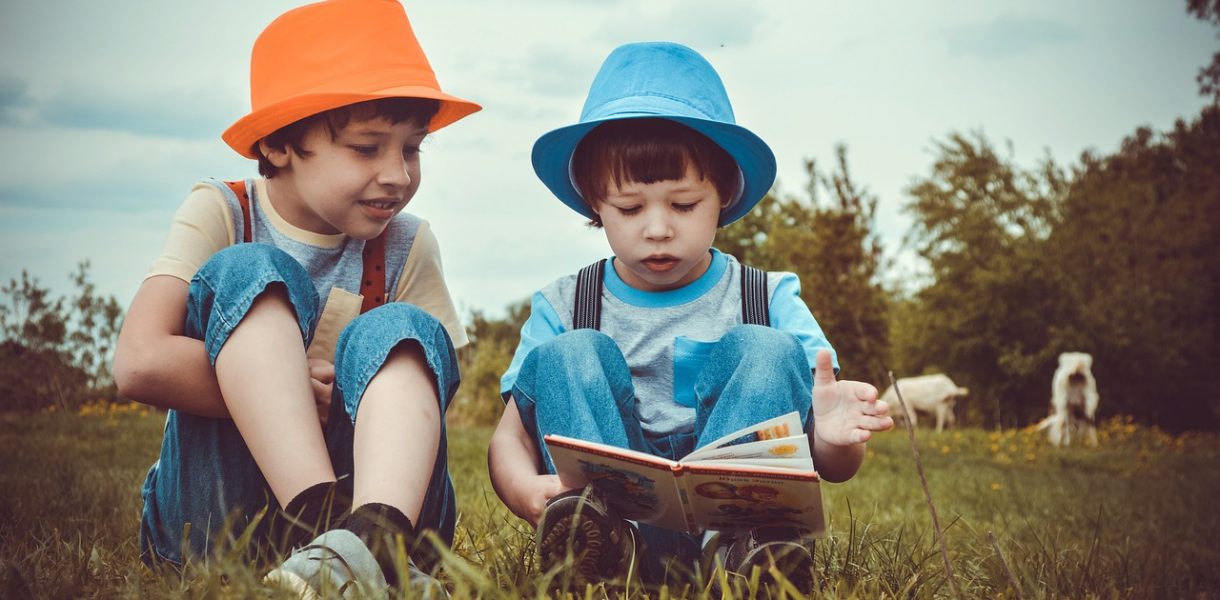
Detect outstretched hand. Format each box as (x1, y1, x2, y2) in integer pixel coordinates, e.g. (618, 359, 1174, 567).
(811, 349, 893, 446)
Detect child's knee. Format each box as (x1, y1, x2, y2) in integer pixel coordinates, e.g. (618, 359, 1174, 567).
(333, 303, 458, 414)
(717, 324, 804, 364)
(527, 329, 621, 374)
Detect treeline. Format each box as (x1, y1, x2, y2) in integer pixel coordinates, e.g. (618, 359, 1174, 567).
(452, 105, 1220, 432)
(0, 263, 122, 411)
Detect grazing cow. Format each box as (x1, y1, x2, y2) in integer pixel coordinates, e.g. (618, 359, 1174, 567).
(880, 374, 969, 433)
(1037, 352, 1099, 447)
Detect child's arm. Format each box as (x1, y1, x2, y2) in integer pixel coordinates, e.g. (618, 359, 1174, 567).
(808, 349, 894, 482)
(112, 276, 232, 417)
(488, 398, 566, 526)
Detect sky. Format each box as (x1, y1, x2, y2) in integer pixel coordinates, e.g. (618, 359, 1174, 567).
(0, 0, 1215, 321)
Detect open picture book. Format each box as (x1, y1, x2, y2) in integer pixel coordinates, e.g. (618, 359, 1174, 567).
(544, 411, 825, 535)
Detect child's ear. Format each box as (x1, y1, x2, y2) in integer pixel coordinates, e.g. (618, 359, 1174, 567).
(258, 140, 292, 168)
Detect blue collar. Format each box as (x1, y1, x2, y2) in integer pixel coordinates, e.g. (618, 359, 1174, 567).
(604, 248, 728, 308)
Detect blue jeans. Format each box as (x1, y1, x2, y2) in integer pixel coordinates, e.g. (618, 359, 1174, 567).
(139, 244, 460, 566)
(511, 326, 812, 582)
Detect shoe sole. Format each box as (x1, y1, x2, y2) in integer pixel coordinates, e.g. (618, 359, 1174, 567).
(737, 541, 815, 594)
(538, 495, 630, 588)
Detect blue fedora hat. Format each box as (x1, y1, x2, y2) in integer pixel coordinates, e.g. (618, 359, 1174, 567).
(532, 41, 776, 226)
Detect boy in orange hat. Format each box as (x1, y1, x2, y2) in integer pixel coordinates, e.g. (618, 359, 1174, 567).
(112, 0, 479, 595)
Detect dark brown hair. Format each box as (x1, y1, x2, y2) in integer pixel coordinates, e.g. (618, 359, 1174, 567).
(256, 97, 441, 177)
(570, 118, 739, 227)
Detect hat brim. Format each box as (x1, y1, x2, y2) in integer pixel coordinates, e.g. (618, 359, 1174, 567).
(222, 85, 481, 159)
(531, 114, 776, 226)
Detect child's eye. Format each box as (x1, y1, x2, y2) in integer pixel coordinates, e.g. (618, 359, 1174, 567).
(350, 145, 378, 156)
(617, 206, 641, 216)
(673, 201, 699, 212)
(402, 145, 422, 157)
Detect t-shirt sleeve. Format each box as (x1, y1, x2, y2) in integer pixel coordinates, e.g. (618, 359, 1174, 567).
(769, 272, 839, 376)
(393, 220, 470, 348)
(147, 183, 234, 282)
(499, 291, 566, 401)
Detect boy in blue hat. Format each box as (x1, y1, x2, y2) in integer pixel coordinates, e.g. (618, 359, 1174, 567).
(488, 42, 894, 591)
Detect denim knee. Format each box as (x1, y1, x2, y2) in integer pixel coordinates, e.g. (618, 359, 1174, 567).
(186, 243, 319, 363)
(695, 324, 813, 426)
(332, 302, 459, 425)
(514, 329, 633, 413)
(714, 324, 806, 367)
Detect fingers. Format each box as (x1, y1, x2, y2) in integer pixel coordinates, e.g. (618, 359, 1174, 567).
(311, 378, 332, 426)
(813, 349, 836, 386)
(873, 399, 892, 417)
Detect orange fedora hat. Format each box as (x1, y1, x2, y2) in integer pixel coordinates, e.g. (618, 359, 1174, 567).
(222, 0, 481, 159)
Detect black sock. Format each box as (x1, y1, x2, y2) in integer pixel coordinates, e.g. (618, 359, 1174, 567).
(272, 481, 351, 553)
(341, 502, 418, 586)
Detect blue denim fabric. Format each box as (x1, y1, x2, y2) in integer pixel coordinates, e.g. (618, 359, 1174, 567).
(510, 324, 812, 582)
(139, 244, 459, 566)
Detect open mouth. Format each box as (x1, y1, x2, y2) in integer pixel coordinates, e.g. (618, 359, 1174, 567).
(358, 199, 399, 219)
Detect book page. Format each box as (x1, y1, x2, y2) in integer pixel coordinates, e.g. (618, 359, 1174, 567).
(683, 412, 806, 462)
(544, 435, 690, 531)
(682, 466, 825, 535)
(683, 433, 811, 465)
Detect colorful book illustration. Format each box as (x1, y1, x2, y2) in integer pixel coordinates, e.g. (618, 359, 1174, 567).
(544, 411, 824, 535)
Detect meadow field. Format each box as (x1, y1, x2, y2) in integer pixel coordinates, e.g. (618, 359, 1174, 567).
(1, 403, 1218, 599)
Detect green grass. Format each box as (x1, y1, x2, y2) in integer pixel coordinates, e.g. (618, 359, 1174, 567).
(2, 406, 1219, 598)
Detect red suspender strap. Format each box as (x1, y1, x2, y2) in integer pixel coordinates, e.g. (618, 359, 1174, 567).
(225, 179, 386, 314)
(360, 233, 387, 313)
(223, 180, 253, 243)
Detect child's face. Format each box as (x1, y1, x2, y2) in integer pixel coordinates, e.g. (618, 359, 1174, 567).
(262, 116, 427, 239)
(594, 164, 721, 291)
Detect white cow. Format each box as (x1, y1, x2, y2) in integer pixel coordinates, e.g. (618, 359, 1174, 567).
(1037, 352, 1100, 447)
(880, 374, 969, 433)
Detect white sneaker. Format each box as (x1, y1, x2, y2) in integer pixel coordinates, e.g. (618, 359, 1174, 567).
(265, 529, 387, 599)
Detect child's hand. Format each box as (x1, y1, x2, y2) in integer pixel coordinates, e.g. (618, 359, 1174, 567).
(811, 349, 893, 447)
(516, 474, 567, 528)
(307, 358, 334, 426)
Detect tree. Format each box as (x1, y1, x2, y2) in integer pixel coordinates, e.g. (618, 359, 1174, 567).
(0, 263, 122, 411)
(1047, 106, 1220, 430)
(721, 145, 890, 386)
(1188, 0, 1220, 102)
(899, 132, 1067, 427)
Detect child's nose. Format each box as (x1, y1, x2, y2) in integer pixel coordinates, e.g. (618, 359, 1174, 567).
(643, 212, 673, 240)
(377, 154, 411, 189)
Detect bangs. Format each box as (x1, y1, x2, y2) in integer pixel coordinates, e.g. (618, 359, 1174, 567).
(320, 97, 441, 135)
(572, 119, 739, 207)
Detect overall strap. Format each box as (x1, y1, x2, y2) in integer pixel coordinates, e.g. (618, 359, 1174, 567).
(359, 234, 387, 313)
(572, 258, 771, 329)
(573, 259, 607, 330)
(739, 264, 771, 326)
(222, 179, 388, 314)
(223, 180, 253, 243)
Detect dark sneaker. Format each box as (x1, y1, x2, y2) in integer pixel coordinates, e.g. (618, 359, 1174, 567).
(536, 486, 639, 589)
(713, 526, 816, 595)
(264, 529, 387, 599)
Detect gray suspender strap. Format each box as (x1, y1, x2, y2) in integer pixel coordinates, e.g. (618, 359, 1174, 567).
(573, 259, 607, 330)
(572, 259, 770, 330)
(740, 264, 771, 326)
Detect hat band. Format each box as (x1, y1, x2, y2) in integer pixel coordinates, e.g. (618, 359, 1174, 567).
(583, 93, 726, 123)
